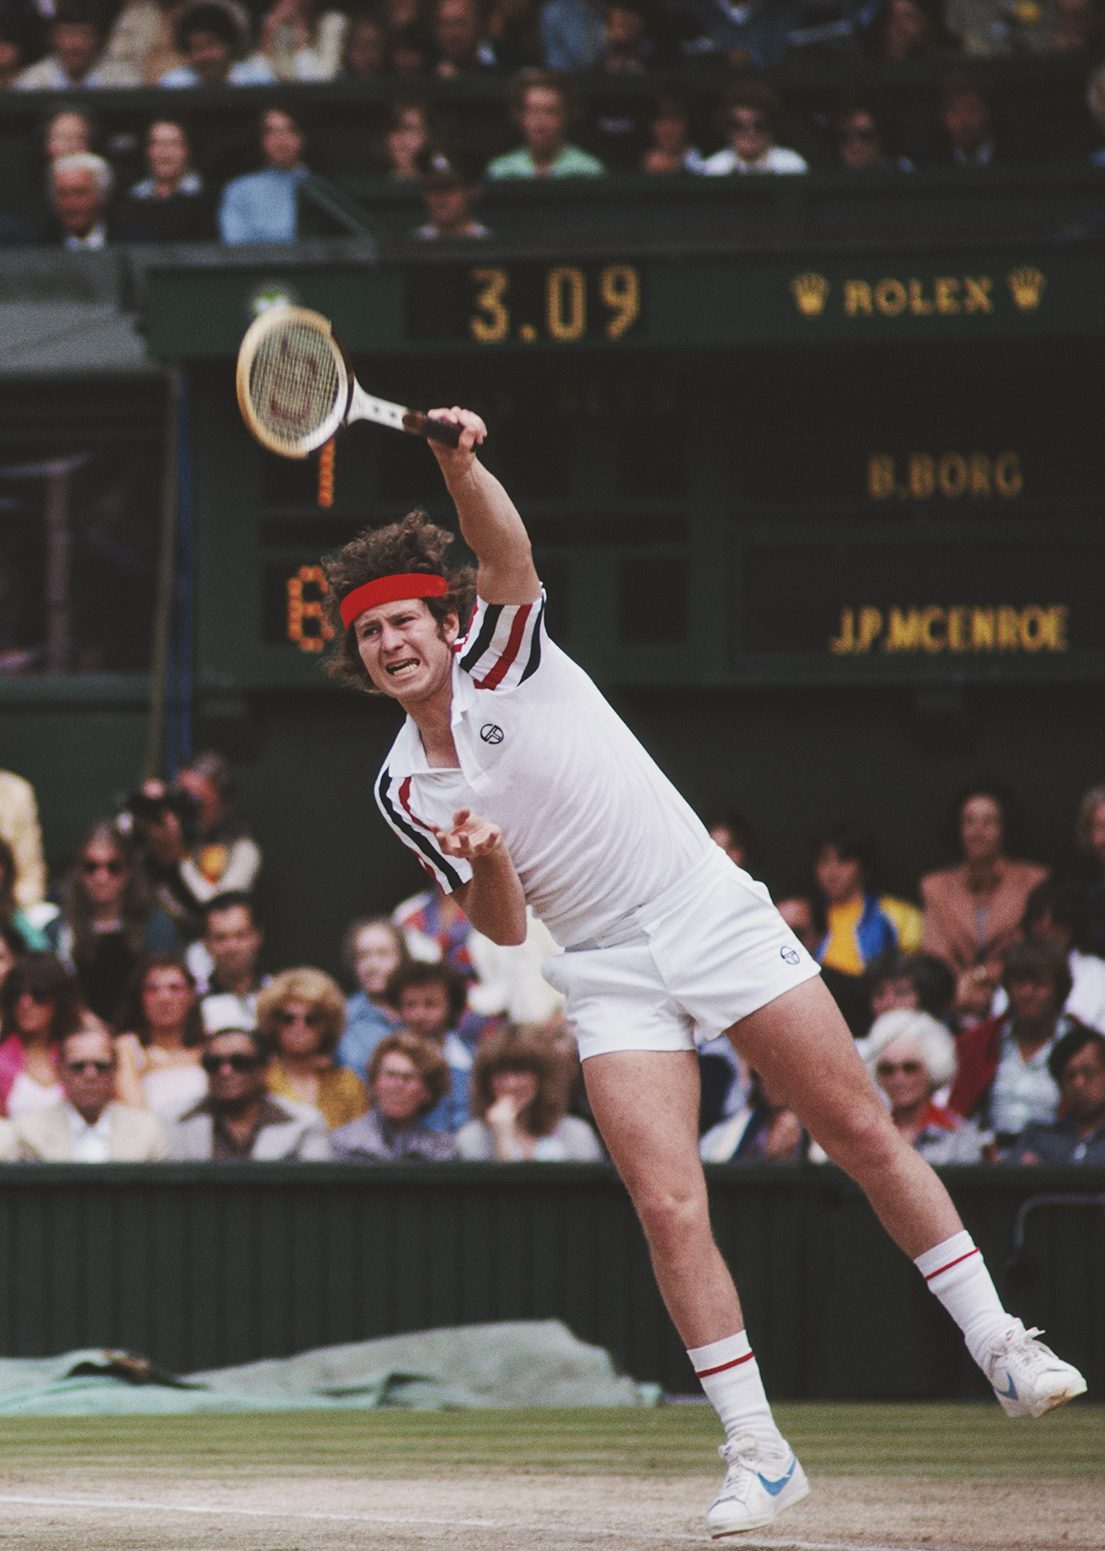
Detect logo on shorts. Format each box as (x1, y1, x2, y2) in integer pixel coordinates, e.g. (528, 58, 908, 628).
(780, 946, 801, 966)
(480, 723, 505, 744)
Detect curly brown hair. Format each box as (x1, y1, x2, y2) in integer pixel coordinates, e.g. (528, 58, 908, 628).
(471, 1024, 566, 1138)
(320, 509, 476, 694)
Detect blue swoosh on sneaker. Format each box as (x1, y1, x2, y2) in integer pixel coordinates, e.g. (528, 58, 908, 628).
(995, 1373, 1018, 1400)
(757, 1456, 797, 1497)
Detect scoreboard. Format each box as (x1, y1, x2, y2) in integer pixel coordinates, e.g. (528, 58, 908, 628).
(144, 241, 1105, 694)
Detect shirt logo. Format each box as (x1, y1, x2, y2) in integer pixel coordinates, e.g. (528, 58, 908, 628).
(780, 946, 801, 966)
(480, 723, 505, 744)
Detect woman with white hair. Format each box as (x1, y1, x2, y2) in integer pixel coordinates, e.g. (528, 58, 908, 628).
(860, 1008, 986, 1164)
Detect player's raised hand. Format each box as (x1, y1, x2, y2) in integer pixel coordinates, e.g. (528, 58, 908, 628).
(425, 407, 487, 475)
(429, 807, 503, 860)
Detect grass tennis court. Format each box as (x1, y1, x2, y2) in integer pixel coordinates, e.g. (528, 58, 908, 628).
(0, 1401, 1100, 1550)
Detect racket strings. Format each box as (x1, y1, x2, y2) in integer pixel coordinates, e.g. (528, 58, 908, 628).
(249, 323, 343, 449)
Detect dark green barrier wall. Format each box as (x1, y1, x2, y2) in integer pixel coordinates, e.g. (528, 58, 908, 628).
(0, 1164, 1100, 1399)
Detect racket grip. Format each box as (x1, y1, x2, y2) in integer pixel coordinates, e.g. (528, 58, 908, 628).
(422, 416, 463, 449)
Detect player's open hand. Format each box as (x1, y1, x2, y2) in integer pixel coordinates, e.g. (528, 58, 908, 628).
(429, 807, 503, 860)
(426, 407, 487, 474)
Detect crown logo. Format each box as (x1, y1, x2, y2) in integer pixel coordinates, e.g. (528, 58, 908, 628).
(791, 272, 830, 318)
(1007, 267, 1045, 311)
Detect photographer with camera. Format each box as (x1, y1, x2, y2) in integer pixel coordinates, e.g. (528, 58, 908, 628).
(119, 752, 263, 945)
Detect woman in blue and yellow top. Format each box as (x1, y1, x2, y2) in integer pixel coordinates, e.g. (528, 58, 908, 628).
(811, 822, 924, 1032)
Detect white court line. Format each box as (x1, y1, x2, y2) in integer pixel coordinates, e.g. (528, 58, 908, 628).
(0, 1491, 972, 1551)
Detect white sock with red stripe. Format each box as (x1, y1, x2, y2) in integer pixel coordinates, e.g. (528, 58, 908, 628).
(915, 1230, 1012, 1367)
(687, 1332, 785, 1455)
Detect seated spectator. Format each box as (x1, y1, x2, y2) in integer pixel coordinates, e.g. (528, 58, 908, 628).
(117, 118, 216, 242)
(859, 1008, 986, 1164)
(1044, 0, 1105, 53)
(706, 807, 758, 871)
(455, 1024, 603, 1160)
(102, 0, 193, 86)
(812, 821, 924, 974)
(863, 948, 956, 1031)
(1011, 1026, 1105, 1164)
(0, 952, 82, 1118)
(669, 0, 800, 67)
(698, 80, 809, 175)
(219, 101, 311, 243)
(340, 5, 390, 76)
(864, 0, 961, 59)
(0, 767, 46, 913)
(392, 877, 497, 1043)
(0, 838, 50, 952)
(42, 107, 98, 164)
(588, 1, 663, 167)
(169, 1025, 332, 1158)
(257, 967, 368, 1129)
(828, 97, 912, 171)
(429, 0, 501, 76)
(486, 68, 605, 178)
(13, 1022, 168, 1161)
(995, 875, 1105, 1034)
(113, 953, 207, 1121)
(15, 5, 140, 88)
(486, 0, 542, 67)
(640, 90, 706, 174)
(1073, 780, 1105, 951)
(123, 750, 263, 944)
(775, 892, 819, 954)
(921, 779, 1048, 1008)
(160, 0, 276, 85)
(378, 99, 436, 179)
(700, 1068, 806, 1163)
(386, 959, 473, 1131)
(198, 892, 267, 1031)
(47, 151, 115, 250)
(255, 0, 348, 80)
(336, 915, 407, 1074)
(390, 19, 432, 72)
(50, 821, 181, 1024)
(948, 939, 1074, 1151)
(540, 0, 605, 70)
(931, 72, 1009, 167)
(330, 1030, 456, 1159)
(413, 146, 491, 238)
(810, 820, 923, 1034)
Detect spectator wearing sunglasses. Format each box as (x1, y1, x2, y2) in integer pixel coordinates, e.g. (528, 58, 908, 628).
(828, 97, 912, 173)
(859, 1008, 985, 1164)
(256, 968, 368, 1130)
(0, 952, 83, 1119)
(11, 1022, 168, 1162)
(698, 80, 808, 175)
(170, 1026, 332, 1159)
(50, 822, 181, 1026)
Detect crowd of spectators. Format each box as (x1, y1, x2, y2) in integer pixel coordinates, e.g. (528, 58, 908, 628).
(2, 755, 1105, 1168)
(2, 1, 1105, 245)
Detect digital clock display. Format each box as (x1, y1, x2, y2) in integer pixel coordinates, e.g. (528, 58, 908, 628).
(408, 261, 645, 346)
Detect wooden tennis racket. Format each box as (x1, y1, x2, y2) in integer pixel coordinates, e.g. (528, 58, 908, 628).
(235, 305, 461, 459)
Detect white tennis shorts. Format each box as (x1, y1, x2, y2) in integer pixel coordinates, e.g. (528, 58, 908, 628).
(541, 847, 820, 1061)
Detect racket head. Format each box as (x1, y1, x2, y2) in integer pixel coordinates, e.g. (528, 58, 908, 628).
(236, 305, 351, 459)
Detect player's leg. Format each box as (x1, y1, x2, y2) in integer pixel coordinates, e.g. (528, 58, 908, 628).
(730, 976, 1086, 1417)
(583, 1048, 809, 1536)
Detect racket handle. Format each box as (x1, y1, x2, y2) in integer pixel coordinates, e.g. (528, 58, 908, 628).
(403, 410, 463, 449)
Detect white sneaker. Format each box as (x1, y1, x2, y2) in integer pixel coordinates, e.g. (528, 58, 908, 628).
(985, 1321, 1088, 1418)
(705, 1436, 810, 1538)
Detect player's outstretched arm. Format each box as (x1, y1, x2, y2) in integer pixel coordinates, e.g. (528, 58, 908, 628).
(426, 407, 541, 606)
(430, 808, 527, 946)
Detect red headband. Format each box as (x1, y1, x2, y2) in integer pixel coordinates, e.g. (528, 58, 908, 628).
(339, 572, 448, 629)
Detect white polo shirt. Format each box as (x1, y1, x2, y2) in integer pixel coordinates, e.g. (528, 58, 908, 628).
(375, 593, 713, 949)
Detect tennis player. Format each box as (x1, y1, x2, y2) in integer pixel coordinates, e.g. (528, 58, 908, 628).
(322, 408, 1086, 1538)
